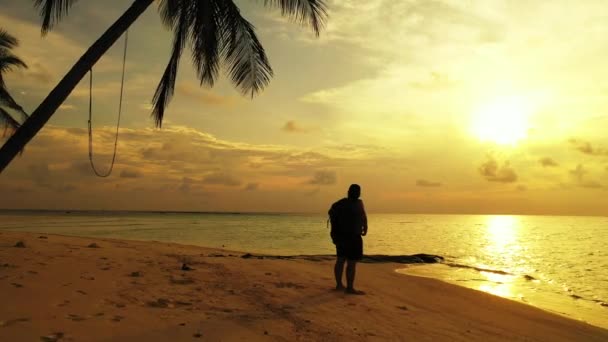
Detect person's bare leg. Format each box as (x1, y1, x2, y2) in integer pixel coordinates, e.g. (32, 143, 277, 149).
(334, 257, 345, 290)
(345, 260, 364, 294)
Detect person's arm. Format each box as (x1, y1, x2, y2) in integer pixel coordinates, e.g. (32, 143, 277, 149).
(360, 200, 368, 236)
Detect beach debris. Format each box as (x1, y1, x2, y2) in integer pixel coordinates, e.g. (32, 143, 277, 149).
(181, 263, 194, 271)
(87, 243, 100, 248)
(38, 236, 48, 239)
(14, 241, 26, 248)
(193, 332, 202, 338)
(40, 332, 64, 342)
(76, 290, 87, 295)
(130, 271, 142, 277)
(397, 306, 408, 311)
(523, 274, 536, 281)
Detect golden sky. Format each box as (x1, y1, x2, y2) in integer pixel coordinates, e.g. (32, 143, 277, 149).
(1, 0, 607, 215)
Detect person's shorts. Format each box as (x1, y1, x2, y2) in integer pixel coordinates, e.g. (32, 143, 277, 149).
(335, 235, 363, 261)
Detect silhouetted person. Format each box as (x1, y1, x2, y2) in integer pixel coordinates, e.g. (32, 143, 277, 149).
(328, 184, 368, 295)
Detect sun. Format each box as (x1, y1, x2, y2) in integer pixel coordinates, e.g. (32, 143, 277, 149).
(470, 96, 532, 145)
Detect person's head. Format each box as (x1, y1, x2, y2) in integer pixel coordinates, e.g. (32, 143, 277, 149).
(347, 184, 361, 199)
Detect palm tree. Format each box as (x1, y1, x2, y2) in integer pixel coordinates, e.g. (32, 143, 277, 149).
(0, 29, 28, 138)
(0, 0, 327, 172)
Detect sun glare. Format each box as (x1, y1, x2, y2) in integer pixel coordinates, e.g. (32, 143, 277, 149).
(471, 96, 533, 145)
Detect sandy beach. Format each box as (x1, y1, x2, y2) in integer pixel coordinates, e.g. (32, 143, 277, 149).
(1, 231, 606, 341)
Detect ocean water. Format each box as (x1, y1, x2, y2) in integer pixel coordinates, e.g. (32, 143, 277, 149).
(0, 211, 606, 329)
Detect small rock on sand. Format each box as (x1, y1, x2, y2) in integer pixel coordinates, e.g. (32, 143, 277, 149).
(14, 241, 26, 248)
(38, 236, 48, 239)
(87, 243, 100, 248)
(130, 271, 142, 277)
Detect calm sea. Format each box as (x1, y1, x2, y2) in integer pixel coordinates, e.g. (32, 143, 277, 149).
(0, 211, 606, 329)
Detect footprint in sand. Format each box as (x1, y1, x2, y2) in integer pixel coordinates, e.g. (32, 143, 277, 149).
(0, 317, 30, 327)
(274, 282, 305, 289)
(169, 276, 195, 285)
(40, 332, 64, 342)
(111, 315, 124, 322)
(67, 314, 86, 322)
(57, 300, 71, 307)
(146, 298, 172, 308)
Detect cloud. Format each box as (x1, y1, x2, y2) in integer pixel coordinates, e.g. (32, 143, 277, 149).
(307, 170, 337, 185)
(21, 62, 54, 84)
(120, 169, 143, 179)
(244, 183, 259, 191)
(202, 172, 242, 187)
(569, 139, 608, 156)
(539, 157, 558, 167)
(282, 120, 311, 133)
(176, 83, 235, 106)
(580, 181, 603, 189)
(569, 164, 586, 181)
(59, 104, 77, 111)
(409, 72, 458, 90)
(416, 179, 441, 187)
(568, 164, 603, 189)
(478, 158, 517, 183)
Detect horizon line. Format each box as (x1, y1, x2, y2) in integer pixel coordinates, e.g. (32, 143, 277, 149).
(0, 208, 605, 218)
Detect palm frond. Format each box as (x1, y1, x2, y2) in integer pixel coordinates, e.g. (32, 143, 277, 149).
(0, 53, 28, 73)
(33, 0, 79, 34)
(0, 29, 19, 50)
(0, 106, 21, 138)
(262, 0, 328, 36)
(0, 86, 29, 122)
(152, 0, 189, 127)
(217, 1, 273, 97)
(190, 0, 220, 87)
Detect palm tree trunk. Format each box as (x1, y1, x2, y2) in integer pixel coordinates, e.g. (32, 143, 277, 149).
(0, 0, 154, 173)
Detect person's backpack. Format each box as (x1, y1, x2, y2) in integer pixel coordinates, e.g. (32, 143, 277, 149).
(328, 198, 349, 244)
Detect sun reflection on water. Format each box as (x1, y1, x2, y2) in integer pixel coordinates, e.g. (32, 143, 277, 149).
(477, 215, 523, 299)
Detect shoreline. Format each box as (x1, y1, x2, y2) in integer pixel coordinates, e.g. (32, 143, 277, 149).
(1, 231, 607, 341)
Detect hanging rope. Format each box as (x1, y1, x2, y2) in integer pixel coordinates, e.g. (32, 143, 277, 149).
(88, 30, 129, 177)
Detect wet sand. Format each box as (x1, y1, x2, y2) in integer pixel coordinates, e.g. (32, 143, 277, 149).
(1, 231, 607, 341)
